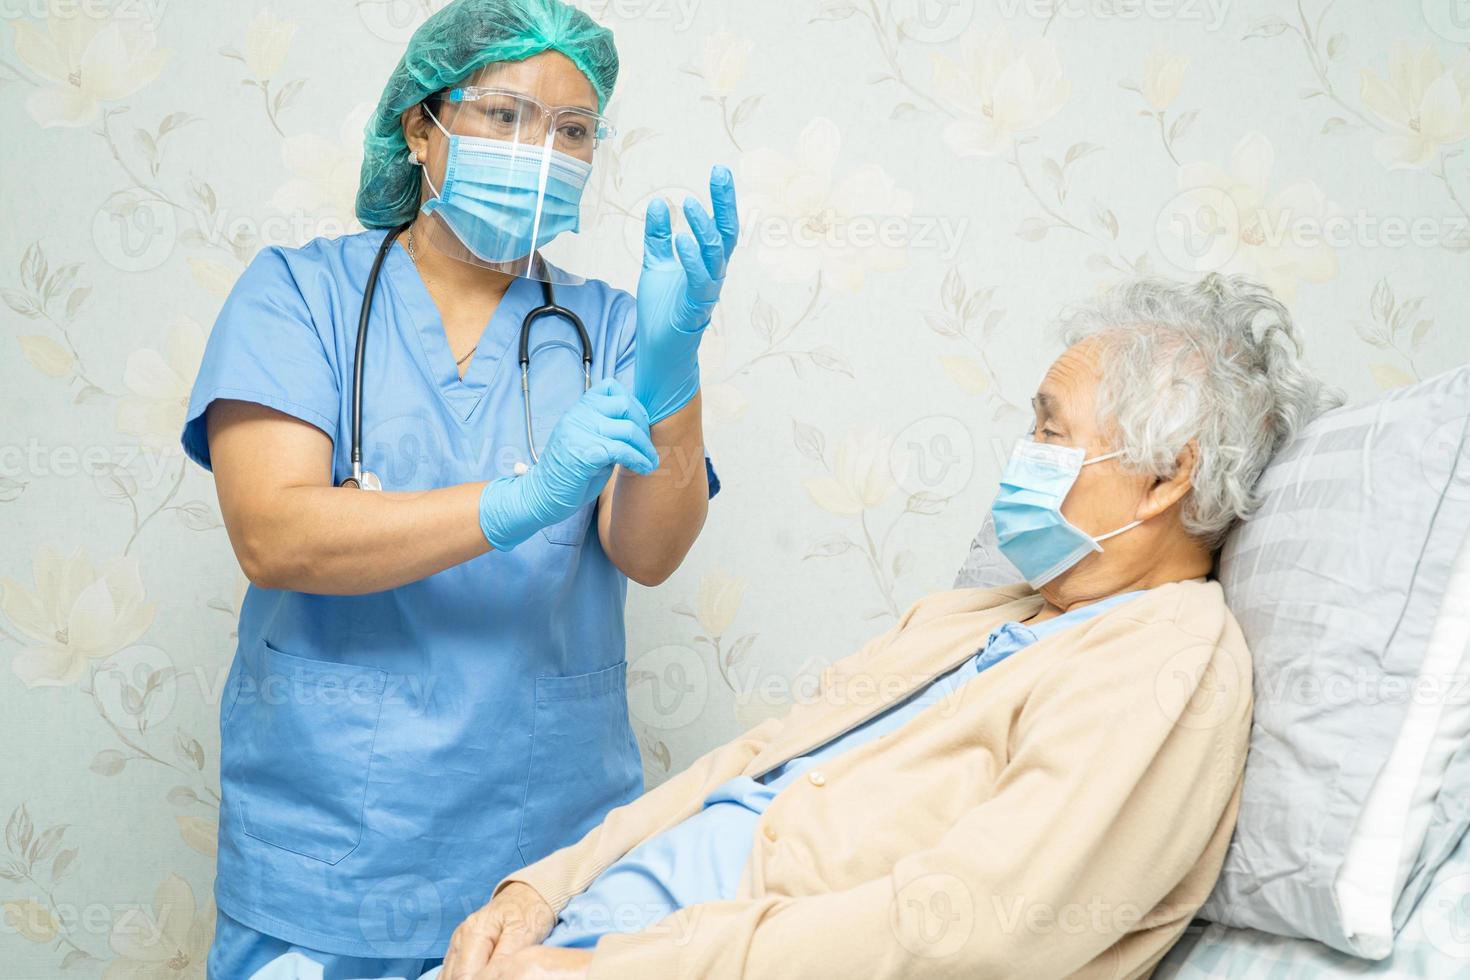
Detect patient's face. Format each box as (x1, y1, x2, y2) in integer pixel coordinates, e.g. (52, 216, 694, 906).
(1031, 341, 1150, 544)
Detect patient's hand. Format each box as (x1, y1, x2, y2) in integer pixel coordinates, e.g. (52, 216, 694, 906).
(485, 946, 593, 980)
(442, 882, 556, 980)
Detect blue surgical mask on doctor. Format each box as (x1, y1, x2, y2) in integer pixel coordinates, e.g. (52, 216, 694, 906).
(420, 107, 592, 264)
(990, 438, 1143, 588)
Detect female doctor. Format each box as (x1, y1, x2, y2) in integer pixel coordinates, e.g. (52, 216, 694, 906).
(181, 1, 738, 976)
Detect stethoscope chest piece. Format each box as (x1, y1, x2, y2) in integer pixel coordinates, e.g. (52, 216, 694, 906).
(340, 469, 382, 492)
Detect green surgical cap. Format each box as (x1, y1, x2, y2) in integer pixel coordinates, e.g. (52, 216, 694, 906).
(356, 0, 618, 229)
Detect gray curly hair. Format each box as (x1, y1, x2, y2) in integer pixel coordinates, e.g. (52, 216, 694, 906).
(1058, 273, 1344, 551)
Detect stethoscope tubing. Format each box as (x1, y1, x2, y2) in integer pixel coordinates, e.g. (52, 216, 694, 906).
(347, 223, 409, 489)
(519, 293, 593, 463)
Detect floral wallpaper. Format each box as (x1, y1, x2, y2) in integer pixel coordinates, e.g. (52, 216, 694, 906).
(3, 0, 1470, 975)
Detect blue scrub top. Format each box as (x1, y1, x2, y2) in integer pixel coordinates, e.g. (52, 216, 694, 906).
(182, 230, 711, 957)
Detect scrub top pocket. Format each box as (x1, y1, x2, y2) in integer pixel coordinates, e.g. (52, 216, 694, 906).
(226, 641, 388, 865)
(516, 661, 643, 867)
(540, 501, 596, 546)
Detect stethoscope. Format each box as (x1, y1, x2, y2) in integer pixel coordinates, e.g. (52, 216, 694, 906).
(341, 222, 594, 490)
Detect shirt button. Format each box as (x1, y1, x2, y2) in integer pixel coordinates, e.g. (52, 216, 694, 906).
(807, 770, 826, 787)
(763, 826, 778, 841)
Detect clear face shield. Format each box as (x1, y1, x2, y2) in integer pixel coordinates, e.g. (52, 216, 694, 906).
(416, 59, 616, 285)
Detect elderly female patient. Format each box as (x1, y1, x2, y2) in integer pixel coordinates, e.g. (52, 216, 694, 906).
(433, 274, 1341, 980)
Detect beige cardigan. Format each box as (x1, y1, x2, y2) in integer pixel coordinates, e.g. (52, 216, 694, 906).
(495, 580, 1253, 979)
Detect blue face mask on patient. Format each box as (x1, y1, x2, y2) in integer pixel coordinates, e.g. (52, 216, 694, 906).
(989, 438, 1143, 588)
(420, 109, 591, 265)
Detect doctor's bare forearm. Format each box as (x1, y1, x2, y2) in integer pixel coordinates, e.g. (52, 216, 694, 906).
(208, 399, 493, 596)
(599, 391, 709, 586)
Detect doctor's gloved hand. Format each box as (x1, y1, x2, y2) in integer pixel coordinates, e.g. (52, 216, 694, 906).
(633, 165, 739, 425)
(478, 379, 659, 552)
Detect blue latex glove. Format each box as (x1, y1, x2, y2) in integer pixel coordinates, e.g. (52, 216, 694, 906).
(479, 378, 659, 552)
(634, 166, 740, 425)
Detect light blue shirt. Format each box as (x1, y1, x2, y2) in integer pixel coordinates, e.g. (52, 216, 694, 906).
(544, 589, 1146, 949)
(183, 230, 714, 958)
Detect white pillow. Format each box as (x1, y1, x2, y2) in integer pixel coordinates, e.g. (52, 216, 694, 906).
(1335, 525, 1470, 957)
(1200, 365, 1470, 956)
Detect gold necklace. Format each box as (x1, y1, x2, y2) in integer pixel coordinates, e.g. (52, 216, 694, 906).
(406, 229, 474, 368)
